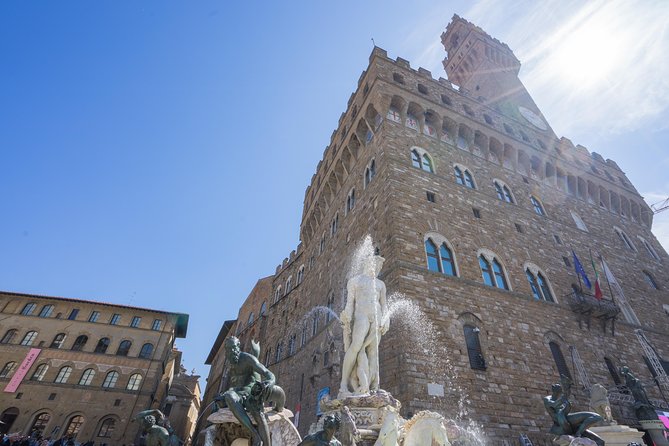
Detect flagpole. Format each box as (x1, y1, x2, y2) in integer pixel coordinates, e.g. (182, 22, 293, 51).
(600, 254, 615, 303)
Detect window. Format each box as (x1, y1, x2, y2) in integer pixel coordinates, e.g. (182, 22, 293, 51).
(472, 208, 481, 219)
(248, 312, 255, 326)
(94, 337, 110, 354)
(493, 181, 514, 203)
(260, 301, 267, 317)
(1, 329, 17, 344)
(130, 316, 141, 328)
(562, 257, 571, 268)
(640, 238, 660, 261)
(364, 159, 376, 187)
(21, 331, 38, 346)
(330, 214, 338, 236)
(530, 196, 546, 216)
(312, 315, 319, 335)
(288, 335, 296, 356)
(109, 314, 121, 325)
(424, 237, 456, 276)
(139, 343, 154, 359)
(50, 333, 67, 349)
(30, 364, 49, 381)
(525, 269, 554, 302)
(297, 266, 305, 285)
(151, 319, 162, 331)
(38, 305, 54, 318)
(387, 108, 401, 123)
(410, 149, 434, 173)
(463, 104, 474, 117)
(21, 303, 37, 316)
(65, 416, 84, 437)
(68, 309, 79, 320)
(549, 342, 572, 379)
(89, 311, 100, 323)
(426, 191, 435, 203)
(0, 361, 17, 378)
(643, 271, 659, 290)
(405, 114, 419, 130)
(417, 83, 428, 94)
(503, 123, 514, 135)
(615, 228, 635, 251)
(454, 166, 475, 189)
(79, 368, 95, 386)
(275, 342, 283, 362)
(553, 235, 563, 245)
(571, 211, 588, 232)
(54, 366, 73, 384)
(319, 236, 325, 254)
(479, 255, 508, 290)
(483, 114, 493, 125)
(464, 325, 486, 370)
(126, 373, 143, 391)
(102, 371, 119, 388)
(346, 189, 356, 214)
(116, 340, 132, 357)
(71, 335, 88, 351)
(274, 286, 282, 304)
(98, 418, 116, 438)
(31, 413, 51, 437)
(392, 73, 404, 84)
(515, 223, 524, 234)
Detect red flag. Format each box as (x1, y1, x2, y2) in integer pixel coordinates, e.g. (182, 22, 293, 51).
(590, 250, 603, 300)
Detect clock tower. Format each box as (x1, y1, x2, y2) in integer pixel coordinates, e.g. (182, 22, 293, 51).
(441, 15, 555, 136)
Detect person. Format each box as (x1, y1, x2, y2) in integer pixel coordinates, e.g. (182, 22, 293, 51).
(297, 414, 342, 446)
(339, 254, 388, 396)
(214, 336, 276, 446)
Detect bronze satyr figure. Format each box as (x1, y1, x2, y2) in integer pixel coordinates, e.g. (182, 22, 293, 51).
(297, 414, 342, 446)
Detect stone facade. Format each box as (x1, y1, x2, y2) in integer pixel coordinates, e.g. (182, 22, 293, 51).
(200, 15, 669, 444)
(0, 290, 189, 445)
(164, 358, 201, 446)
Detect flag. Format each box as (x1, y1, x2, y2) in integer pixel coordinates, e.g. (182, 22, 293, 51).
(601, 257, 640, 325)
(572, 251, 591, 289)
(589, 250, 603, 300)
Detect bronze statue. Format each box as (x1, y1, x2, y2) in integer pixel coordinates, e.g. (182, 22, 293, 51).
(620, 366, 658, 421)
(214, 337, 285, 446)
(132, 409, 180, 446)
(297, 414, 342, 446)
(543, 375, 604, 446)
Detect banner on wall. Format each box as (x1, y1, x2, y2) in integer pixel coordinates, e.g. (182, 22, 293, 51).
(316, 387, 330, 416)
(3, 348, 41, 393)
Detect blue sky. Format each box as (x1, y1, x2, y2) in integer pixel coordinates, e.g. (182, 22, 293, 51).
(2, 1, 668, 390)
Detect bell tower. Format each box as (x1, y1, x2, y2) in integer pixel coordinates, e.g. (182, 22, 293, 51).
(442, 15, 554, 136)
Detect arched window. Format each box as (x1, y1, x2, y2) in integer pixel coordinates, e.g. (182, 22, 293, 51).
(639, 238, 660, 261)
(410, 149, 434, 173)
(21, 303, 37, 315)
(1, 329, 17, 344)
(346, 189, 356, 214)
(0, 362, 17, 378)
(285, 276, 293, 293)
(454, 166, 475, 189)
(274, 286, 282, 304)
(71, 335, 88, 351)
(549, 342, 571, 379)
(405, 113, 419, 130)
(571, 211, 588, 232)
(288, 335, 296, 356)
(139, 343, 154, 359)
(30, 363, 49, 381)
(604, 357, 622, 385)
(248, 312, 255, 326)
(275, 342, 283, 363)
(102, 371, 119, 388)
(21, 331, 38, 346)
(78, 368, 95, 386)
(126, 373, 143, 391)
(116, 340, 132, 356)
(94, 337, 110, 354)
(312, 314, 319, 335)
(38, 305, 54, 318)
(530, 196, 546, 216)
(297, 265, 305, 285)
(464, 325, 486, 370)
(493, 181, 514, 203)
(64, 415, 84, 437)
(97, 418, 116, 438)
(260, 301, 267, 316)
(424, 236, 457, 277)
(31, 413, 51, 437)
(479, 254, 509, 290)
(643, 271, 659, 290)
(615, 228, 635, 251)
(364, 159, 376, 187)
(526, 269, 554, 302)
(326, 292, 335, 323)
(411, 150, 421, 168)
(54, 366, 73, 384)
(50, 333, 67, 349)
(387, 107, 401, 123)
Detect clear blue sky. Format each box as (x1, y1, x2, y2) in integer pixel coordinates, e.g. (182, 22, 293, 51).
(2, 1, 668, 391)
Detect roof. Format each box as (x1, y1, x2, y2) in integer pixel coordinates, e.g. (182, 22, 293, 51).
(205, 319, 236, 365)
(1, 290, 190, 338)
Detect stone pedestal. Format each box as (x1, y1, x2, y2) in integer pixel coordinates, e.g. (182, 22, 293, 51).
(640, 420, 669, 446)
(589, 425, 645, 446)
(206, 408, 301, 446)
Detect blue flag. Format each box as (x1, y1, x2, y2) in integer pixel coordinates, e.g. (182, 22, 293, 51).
(572, 251, 592, 289)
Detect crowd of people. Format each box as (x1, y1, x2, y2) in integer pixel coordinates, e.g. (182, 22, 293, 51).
(0, 433, 96, 446)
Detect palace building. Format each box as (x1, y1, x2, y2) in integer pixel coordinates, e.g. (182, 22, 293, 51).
(199, 15, 669, 442)
(0, 290, 189, 446)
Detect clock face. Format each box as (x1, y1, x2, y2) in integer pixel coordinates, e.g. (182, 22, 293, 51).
(518, 106, 547, 131)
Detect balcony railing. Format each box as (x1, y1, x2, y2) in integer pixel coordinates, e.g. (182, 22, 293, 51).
(564, 290, 620, 334)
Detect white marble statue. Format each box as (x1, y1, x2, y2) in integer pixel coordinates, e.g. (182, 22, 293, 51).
(589, 383, 614, 425)
(339, 253, 388, 396)
(374, 410, 451, 446)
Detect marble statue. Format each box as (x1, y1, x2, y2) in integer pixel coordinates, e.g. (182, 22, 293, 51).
(214, 337, 286, 446)
(620, 366, 657, 421)
(374, 410, 450, 446)
(297, 414, 342, 446)
(543, 375, 604, 446)
(589, 383, 614, 424)
(339, 253, 388, 396)
(132, 409, 181, 446)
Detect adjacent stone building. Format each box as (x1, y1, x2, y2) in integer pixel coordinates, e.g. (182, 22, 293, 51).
(163, 353, 201, 446)
(201, 15, 669, 442)
(0, 290, 189, 445)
